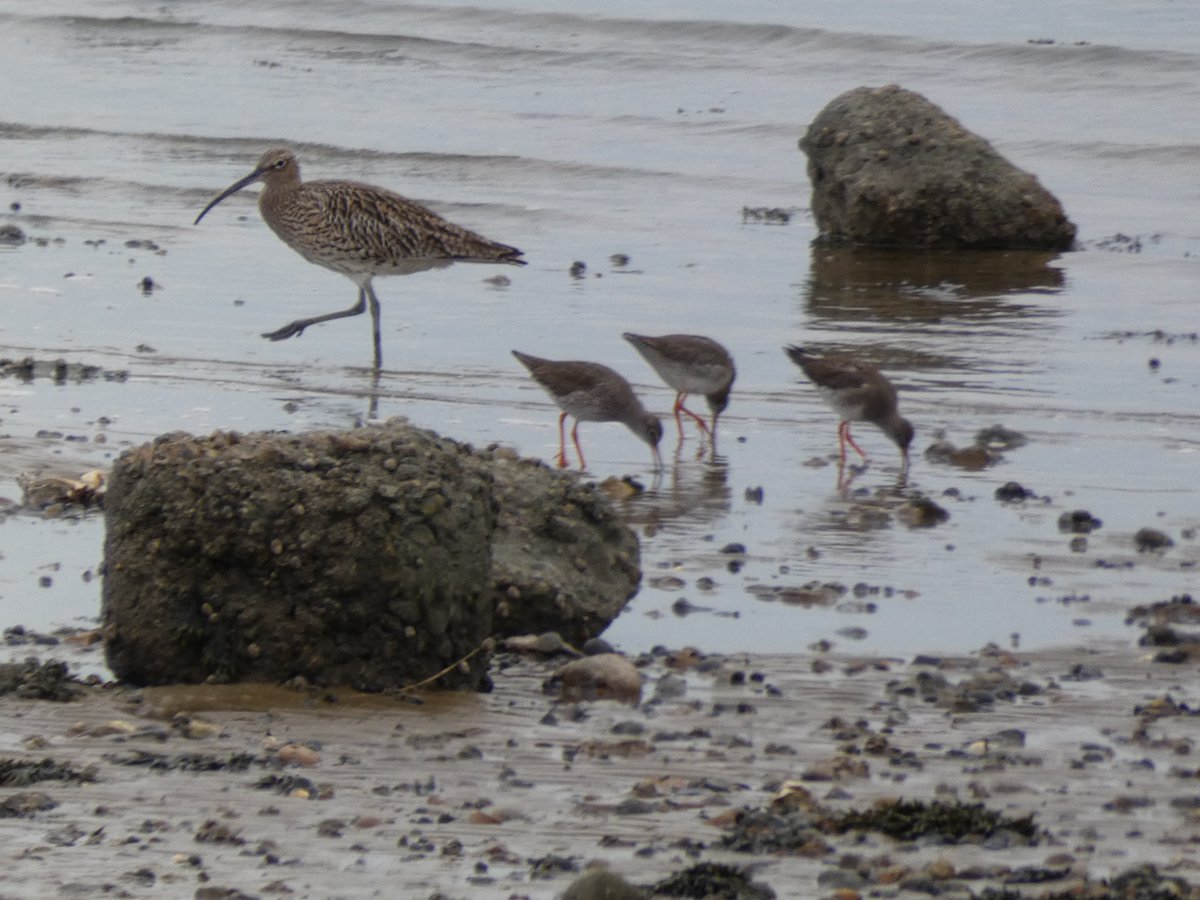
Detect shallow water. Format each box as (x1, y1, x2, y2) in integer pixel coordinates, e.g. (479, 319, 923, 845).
(0, 1, 1197, 660)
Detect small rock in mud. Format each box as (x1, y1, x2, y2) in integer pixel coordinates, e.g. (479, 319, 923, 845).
(1103, 864, 1196, 898)
(1126, 593, 1200, 628)
(720, 806, 830, 856)
(503, 632, 582, 658)
(746, 582, 845, 607)
(0, 791, 58, 818)
(194, 819, 245, 845)
(597, 475, 644, 501)
(975, 424, 1029, 451)
(1058, 510, 1102, 534)
(1134, 624, 1200, 663)
(17, 469, 106, 512)
(255, 773, 324, 799)
(995, 481, 1036, 503)
(741, 206, 794, 225)
(886, 664, 1041, 711)
(0, 223, 26, 245)
(528, 853, 580, 879)
(561, 867, 646, 899)
(277, 743, 321, 767)
(896, 496, 949, 527)
(926, 439, 996, 470)
(547, 654, 642, 704)
(1134, 527, 1173, 553)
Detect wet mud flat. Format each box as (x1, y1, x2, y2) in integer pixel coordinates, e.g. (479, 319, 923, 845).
(0, 641, 1197, 898)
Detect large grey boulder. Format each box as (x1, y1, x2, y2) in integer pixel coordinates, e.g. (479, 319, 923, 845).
(489, 452, 641, 645)
(101, 421, 641, 691)
(800, 85, 1076, 250)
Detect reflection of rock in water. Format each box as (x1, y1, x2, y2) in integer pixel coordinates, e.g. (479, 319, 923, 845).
(621, 456, 732, 531)
(804, 245, 1066, 325)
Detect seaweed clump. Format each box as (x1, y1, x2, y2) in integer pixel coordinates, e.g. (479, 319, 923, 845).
(0, 659, 83, 701)
(651, 862, 775, 899)
(0, 757, 98, 787)
(833, 799, 1036, 844)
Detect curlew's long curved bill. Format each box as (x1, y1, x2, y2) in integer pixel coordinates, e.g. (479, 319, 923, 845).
(193, 167, 267, 225)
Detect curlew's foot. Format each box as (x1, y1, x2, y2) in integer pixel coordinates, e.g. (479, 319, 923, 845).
(262, 321, 309, 341)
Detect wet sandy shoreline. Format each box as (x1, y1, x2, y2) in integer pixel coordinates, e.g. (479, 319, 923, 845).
(0, 636, 1196, 899)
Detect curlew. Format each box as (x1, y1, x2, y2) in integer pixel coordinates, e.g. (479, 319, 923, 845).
(512, 350, 663, 471)
(784, 345, 914, 469)
(622, 332, 735, 442)
(194, 147, 525, 368)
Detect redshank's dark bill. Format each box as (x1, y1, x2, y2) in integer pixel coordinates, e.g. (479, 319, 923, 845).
(622, 332, 735, 442)
(194, 148, 525, 369)
(784, 345, 914, 468)
(512, 350, 663, 470)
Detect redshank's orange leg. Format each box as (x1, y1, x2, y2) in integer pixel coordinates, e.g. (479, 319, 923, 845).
(840, 420, 869, 461)
(677, 396, 712, 438)
(570, 419, 588, 470)
(555, 412, 570, 468)
(671, 395, 686, 441)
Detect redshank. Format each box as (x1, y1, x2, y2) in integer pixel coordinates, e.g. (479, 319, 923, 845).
(194, 148, 525, 368)
(622, 333, 735, 441)
(784, 345, 914, 466)
(512, 350, 663, 470)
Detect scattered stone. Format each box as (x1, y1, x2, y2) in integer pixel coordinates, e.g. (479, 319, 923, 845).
(799, 84, 1076, 249)
(1058, 510, 1102, 534)
(502, 632, 582, 658)
(276, 744, 320, 767)
(1134, 527, 1173, 553)
(746, 582, 845, 607)
(995, 482, 1036, 503)
(896, 496, 949, 527)
(975, 425, 1029, 451)
(0, 357, 114, 383)
(741, 207, 794, 225)
(0, 223, 26, 245)
(0, 791, 58, 818)
(193, 819, 244, 845)
(561, 867, 647, 900)
(528, 853, 580, 879)
(720, 806, 831, 856)
(547, 654, 643, 704)
(17, 469, 106, 512)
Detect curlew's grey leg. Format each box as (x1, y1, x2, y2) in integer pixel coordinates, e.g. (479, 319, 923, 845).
(262, 287, 368, 342)
(365, 282, 382, 369)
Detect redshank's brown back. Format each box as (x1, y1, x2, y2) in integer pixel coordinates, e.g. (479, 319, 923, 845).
(623, 332, 735, 437)
(194, 148, 524, 368)
(784, 345, 914, 460)
(512, 350, 663, 469)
